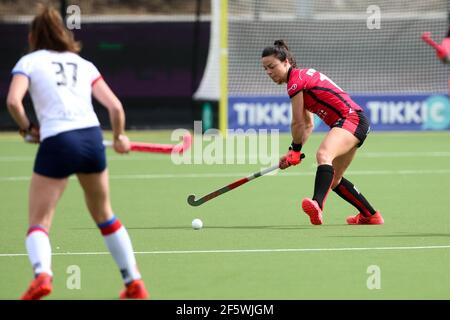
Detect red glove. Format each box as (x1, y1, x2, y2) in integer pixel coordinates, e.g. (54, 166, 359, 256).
(279, 150, 304, 170)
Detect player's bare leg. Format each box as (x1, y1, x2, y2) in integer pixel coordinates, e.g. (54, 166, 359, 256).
(29, 173, 68, 229)
(77, 170, 113, 224)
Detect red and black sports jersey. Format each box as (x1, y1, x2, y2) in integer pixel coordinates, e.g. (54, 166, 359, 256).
(286, 67, 363, 127)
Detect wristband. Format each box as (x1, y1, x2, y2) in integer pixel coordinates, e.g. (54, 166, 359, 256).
(290, 141, 302, 152)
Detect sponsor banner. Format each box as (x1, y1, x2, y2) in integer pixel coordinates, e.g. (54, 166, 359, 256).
(228, 95, 450, 131)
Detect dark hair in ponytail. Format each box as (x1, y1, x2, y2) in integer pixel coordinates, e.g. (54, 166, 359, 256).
(261, 39, 297, 68)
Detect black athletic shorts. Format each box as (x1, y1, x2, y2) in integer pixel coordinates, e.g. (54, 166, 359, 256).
(331, 110, 370, 147)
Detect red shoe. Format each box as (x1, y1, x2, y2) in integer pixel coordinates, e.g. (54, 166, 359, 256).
(21, 272, 52, 300)
(346, 211, 384, 225)
(120, 279, 149, 299)
(301, 198, 323, 225)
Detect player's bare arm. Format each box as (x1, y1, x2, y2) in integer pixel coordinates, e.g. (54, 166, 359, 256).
(6, 74, 40, 142)
(6, 74, 30, 131)
(290, 91, 313, 146)
(92, 78, 130, 153)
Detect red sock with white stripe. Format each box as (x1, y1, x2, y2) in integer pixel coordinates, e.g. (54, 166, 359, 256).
(98, 216, 142, 284)
(333, 177, 376, 217)
(26, 225, 53, 277)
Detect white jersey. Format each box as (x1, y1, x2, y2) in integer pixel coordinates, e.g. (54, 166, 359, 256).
(12, 50, 101, 140)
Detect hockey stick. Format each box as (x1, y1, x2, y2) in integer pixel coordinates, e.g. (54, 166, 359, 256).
(421, 31, 449, 61)
(103, 133, 192, 154)
(187, 154, 305, 207)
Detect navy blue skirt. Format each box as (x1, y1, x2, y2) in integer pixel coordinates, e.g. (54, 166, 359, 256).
(34, 126, 106, 178)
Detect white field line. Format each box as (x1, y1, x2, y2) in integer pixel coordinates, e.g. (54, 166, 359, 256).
(1, 169, 450, 182)
(2, 244, 450, 257)
(1, 151, 450, 162)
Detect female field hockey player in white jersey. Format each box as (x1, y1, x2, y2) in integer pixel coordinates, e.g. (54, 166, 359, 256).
(6, 6, 148, 299)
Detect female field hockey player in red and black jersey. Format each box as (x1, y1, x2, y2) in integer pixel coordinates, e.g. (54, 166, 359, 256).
(261, 40, 384, 225)
(7, 6, 148, 299)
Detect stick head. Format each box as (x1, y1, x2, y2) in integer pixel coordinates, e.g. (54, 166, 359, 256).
(187, 194, 199, 206)
(172, 133, 192, 154)
(182, 133, 192, 151)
